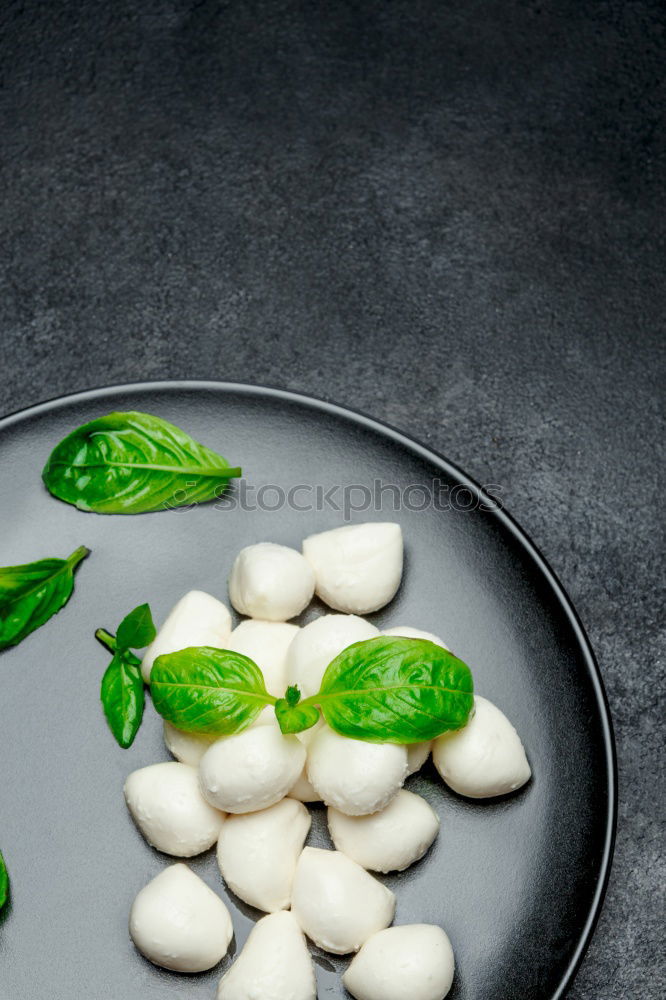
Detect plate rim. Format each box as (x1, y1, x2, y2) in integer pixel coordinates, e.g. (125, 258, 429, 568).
(0, 378, 617, 999)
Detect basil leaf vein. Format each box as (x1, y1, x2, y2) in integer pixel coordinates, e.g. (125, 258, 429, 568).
(0, 546, 89, 650)
(42, 411, 242, 514)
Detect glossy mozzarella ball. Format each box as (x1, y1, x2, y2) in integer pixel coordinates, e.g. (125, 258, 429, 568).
(129, 864, 233, 973)
(124, 762, 225, 857)
(225, 619, 299, 696)
(407, 741, 433, 775)
(291, 847, 395, 955)
(286, 613, 379, 699)
(383, 625, 449, 649)
(228, 542, 315, 621)
(288, 721, 324, 803)
(217, 911, 316, 1000)
(433, 695, 531, 798)
(343, 924, 455, 1000)
(163, 721, 218, 767)
(307, 726, 408, 816)
(199, 724, 306, 814)
(141, 590, 232, 682)
(302, 522, 403, 614)
(328, 789, 440, 873)
(217, 798, 311, 912)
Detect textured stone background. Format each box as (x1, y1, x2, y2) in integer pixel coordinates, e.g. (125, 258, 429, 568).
(1, 1, 664, 996)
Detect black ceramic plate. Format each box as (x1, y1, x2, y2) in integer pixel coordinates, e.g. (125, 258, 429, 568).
(0, 381, 615, 1000)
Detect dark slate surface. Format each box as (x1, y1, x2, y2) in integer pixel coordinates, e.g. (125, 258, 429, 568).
(0, 1, 664, 997)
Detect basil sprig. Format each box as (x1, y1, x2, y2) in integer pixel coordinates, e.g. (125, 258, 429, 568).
(42, 411, 242, 514)
(151, 647, 276, 735)
(0, 850, 8, 912)
(150, 637, 474, 744)
(96, 604, 156, 748)
(0, 545, 90, 650)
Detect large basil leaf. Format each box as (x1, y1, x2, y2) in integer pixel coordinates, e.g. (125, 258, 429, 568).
(100, 650, 145, 749)
(316, 636, 474, 743)
(116, 603, 156, 650)
(0, 546, 90, 650)
(0, 850, 8, 911)
(151, 646, 275, 735)
(42, 411, 242, 514)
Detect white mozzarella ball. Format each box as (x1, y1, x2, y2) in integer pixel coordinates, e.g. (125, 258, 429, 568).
(328, 789, 439, 873)
(124, 762, 226, 857)
(286, 613, 379, 699)
(383, 625, 449, 649)
(343, 924, 455, 1000)
(288, 721, 324, 803)
(307, 726, 407, 816)
(217, 911, 316, 1000)
(141, 590, 232, 682)
(129, 864, 233, 973)
(217, 798, 311, 912)
(199, 724, 306, 814)
(228, 542, 314, 621)
(291, 847, 395, 954)
(163, 721, 218, 766)
(288, 769, 320, 802)
(226, 619, 299, 696)
(302, 522, 403, 614)
(407, 741, 433, 775)
(433, 695, 531, 798)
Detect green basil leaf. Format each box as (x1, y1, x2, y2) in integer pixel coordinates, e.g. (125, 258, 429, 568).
(151, 646, 275, 735)
(116, 603, 156, 650)
(42, 411, 242, 514)
(0, 546, 90, 650)
(316, 636, 474, 743)
(275, 685, 321, 735)
(100, 650, 145, 749)
(0, 850, 8, 911)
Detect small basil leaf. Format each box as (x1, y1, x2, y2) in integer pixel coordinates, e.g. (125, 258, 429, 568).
(0, 546, 90, 651)
(42, 411, 242, 515)
(275, 686, 320, 735)
(0, 850, 8, 911)
(100, 650, 145, 749)
(116, 603, 156, 650)
(317, 636, 474, 743)
(151, 646, 275, 735)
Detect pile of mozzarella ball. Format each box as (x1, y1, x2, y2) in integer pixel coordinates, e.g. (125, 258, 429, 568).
(126, 523, 531, 1000)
